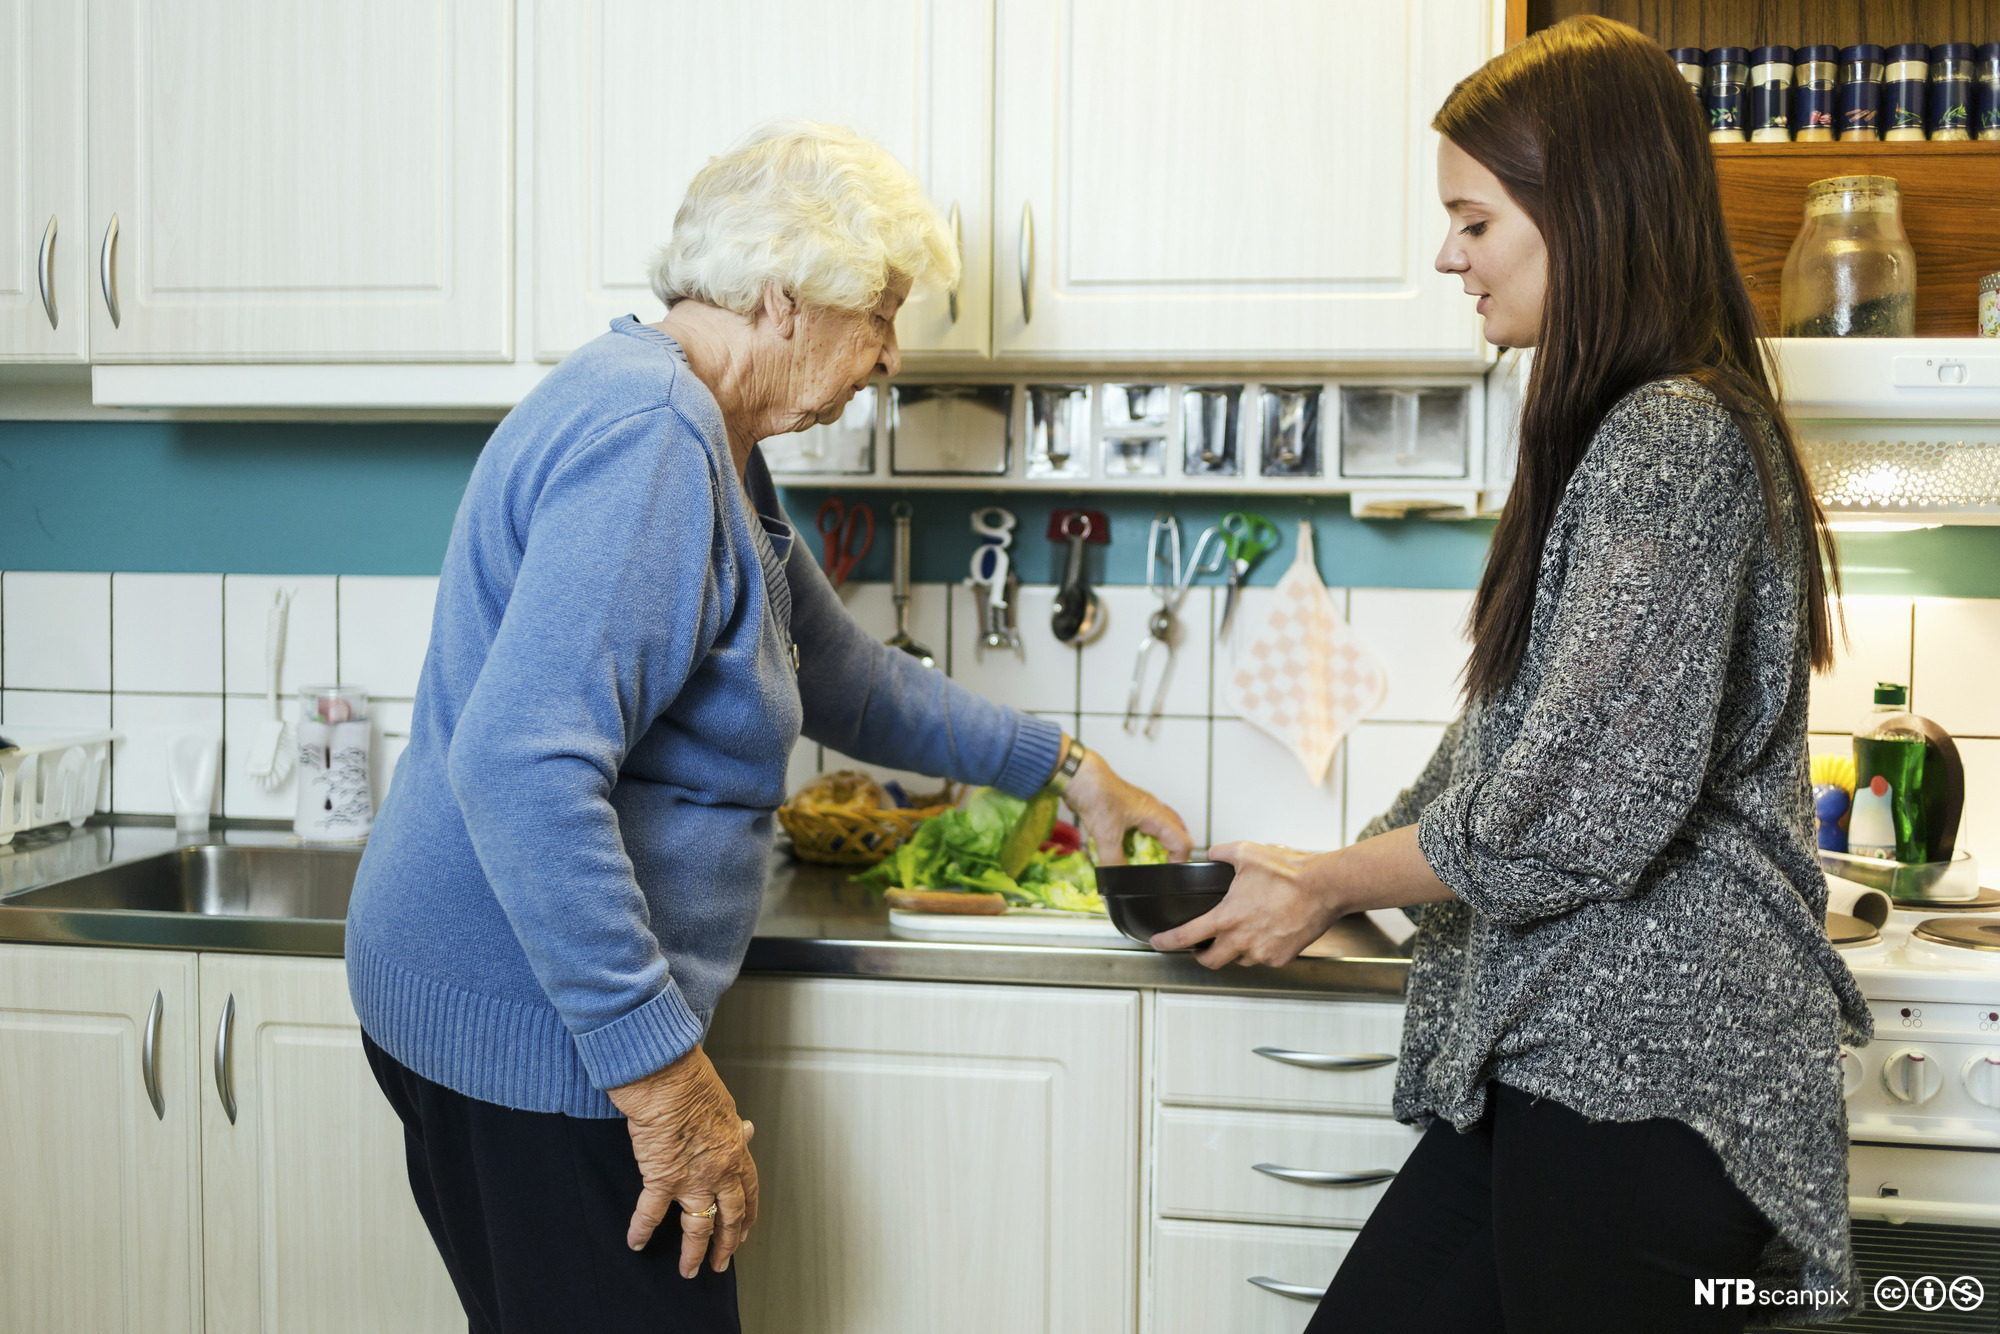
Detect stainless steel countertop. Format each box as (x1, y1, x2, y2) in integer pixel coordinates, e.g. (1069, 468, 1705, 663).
(0, 820, 1410, 1001)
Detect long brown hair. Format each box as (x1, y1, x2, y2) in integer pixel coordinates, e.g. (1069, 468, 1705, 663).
(1439, 16, 1839, 701)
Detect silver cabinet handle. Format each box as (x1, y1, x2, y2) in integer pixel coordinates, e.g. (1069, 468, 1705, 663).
(1017, 201, 1033, 323)
(1253, 1046, 1397, 1072)
(99, 214, 120, 327)
(141, 989, 165, 1120)
(37, 215, 57, 329)
(1249, 1275, 1327, 1302)
(1254, 1162, 1398, 1188)
(946, 201, 961, 324)
(214, 993, 237, 1124)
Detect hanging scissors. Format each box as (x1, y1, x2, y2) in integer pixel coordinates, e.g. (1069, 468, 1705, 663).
(816, 496, 875, 589)
(1216, 510, 1280, 642)
(1125, 515, 1226, 736)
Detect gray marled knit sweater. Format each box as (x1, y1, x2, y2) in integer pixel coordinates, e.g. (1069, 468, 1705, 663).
(1359, 379, 1874, 1324)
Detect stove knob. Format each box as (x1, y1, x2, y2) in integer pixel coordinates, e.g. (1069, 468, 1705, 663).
(1963, 1052, 2000, 1110)
(1838, 1047, 1863, 1098)
(1882, 1048, 1944, 1104)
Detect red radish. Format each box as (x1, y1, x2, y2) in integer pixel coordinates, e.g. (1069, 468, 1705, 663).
(1041, 820, 1083, 855)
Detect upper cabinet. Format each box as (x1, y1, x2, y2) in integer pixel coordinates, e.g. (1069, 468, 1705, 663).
(992, 0, 1491, 362)
(0, 0, 88, 362)
(85, 0, 514, 362)
(533, 0, 994, 364)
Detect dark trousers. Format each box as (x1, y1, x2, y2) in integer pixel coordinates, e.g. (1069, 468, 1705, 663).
(363, 1033, 740, 1334)
(1308, 1082, 1776, 1334)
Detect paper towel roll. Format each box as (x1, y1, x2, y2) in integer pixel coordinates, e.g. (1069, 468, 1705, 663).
(1826, 875, 1891, 928)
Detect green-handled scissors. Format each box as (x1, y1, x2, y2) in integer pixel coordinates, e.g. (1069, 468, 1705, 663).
(1217, 510, 1280, 641)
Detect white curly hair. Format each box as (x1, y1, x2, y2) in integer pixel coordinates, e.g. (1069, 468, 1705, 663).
(650, 121, 959, 317)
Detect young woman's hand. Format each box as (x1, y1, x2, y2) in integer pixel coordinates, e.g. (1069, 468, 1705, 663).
(607, 1044, 759, 1277)
(1061, 747, 1193, 865)
(1151, 840, 1339, 968)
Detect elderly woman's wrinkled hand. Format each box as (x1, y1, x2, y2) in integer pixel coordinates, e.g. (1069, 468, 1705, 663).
(1062, 749, 1194, 866)
(608, 1045, 759, 1277)
(1151, 840, 1338, 968)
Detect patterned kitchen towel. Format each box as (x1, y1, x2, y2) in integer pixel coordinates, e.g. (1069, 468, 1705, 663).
(1222, 521, 1386, 786)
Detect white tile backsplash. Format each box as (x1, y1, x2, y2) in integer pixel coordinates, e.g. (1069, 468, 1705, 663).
(1209, 720, 1345, 853)
(336, 576, 439, 699)
(1343, 722, 1449, 845)
(836, 581, 949, 668)
(947, 583, 1078, 719)
(369, 698, 415, 810)
(1956, 738, 2000, 881)
(2, 689, 113, 730)
(1346, 589, 1473, 723)
(1076, 713, 1209, 847)
(1809, 596, 1912, 734)
(224, 575, 340, 698)
(3, 572, 111, 691)
(112, 573, 223, 694)
(221, 693, 304, 819)
(1079, 586, 1211, 720)
(110, 693, 225, 817)
(1912, 597, 2000, 738)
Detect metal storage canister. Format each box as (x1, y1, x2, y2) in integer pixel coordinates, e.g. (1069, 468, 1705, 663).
(1979, 43, 2000, 140)
(1793, 45, 1839, 140)
(1706, 47, 1749, 141)
(1750, 46, 1794, 140)
(1884, 43, 1929, 140)
(1930, 43, 1974, 140)
(1780, 176, 1917, 338)
(1668, 47, 1705, 96)
(1839, 44, 1884, 140)
(1981, 274, 2000, 339)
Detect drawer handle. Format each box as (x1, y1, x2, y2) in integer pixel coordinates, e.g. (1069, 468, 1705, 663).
(1254, 1162, 1397, 1188)
(1253, 1046, 1396, 1072)
(1249, 1275, 1327, 1303)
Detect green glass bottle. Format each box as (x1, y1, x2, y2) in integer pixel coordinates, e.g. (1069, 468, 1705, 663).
(1850, 683, 1927, 862)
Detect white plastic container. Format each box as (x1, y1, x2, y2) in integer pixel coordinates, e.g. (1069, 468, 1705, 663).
(0, 726, 118, 845)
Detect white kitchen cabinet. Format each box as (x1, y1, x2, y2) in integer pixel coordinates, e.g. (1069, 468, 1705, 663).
(992, 0, 1491, 362)
(196, 953, 461, 1334)
(1151, 1219, 1354, 1334)
(85, 0, 513, 362)
(533, 0, 992, 364)
(706, 976, 1141, 1334)
(0, 0, 88, 361)
(0, 943, 203, 1334)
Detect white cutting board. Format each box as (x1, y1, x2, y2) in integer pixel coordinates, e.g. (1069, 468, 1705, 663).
(887, 909, 1148, 951)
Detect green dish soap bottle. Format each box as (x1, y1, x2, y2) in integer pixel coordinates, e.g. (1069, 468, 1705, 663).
(1849, 682, 1965, 863)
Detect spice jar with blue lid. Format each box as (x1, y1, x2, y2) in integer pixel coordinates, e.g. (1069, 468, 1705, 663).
(1668, 47, 1705, 96)
(1884, 43, 1929, 140)
(1793, 45, 1839, 141)
(1706, 47, 1749, 141)
(1750, 46, 1794, 141)
(1839, 44, 1884, 140)
(1930, 43, 1973, 140)
(1979, 43, 2000, 140)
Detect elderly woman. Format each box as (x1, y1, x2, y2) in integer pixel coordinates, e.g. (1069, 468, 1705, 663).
(346, 121, 1188, 1333)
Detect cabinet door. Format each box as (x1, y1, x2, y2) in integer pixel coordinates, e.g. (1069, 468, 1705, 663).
(993, 0, 1489, 361)
(197, 954, 461, 1334)
(533, 0, 991, 363)
(0, 0, 88, 361)
(707, 977, 1140, 1334)
(86, 0, 512, 362)
(0, 944, 202, 1334)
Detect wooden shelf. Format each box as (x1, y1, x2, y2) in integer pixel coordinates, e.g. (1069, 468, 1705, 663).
(1712, 141, 2000, 338)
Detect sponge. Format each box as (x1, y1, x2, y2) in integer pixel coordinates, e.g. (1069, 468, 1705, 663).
(1810, 752, 1856, 794)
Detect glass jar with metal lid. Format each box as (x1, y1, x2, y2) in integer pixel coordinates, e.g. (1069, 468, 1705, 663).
(1780, 176, 1917, 338)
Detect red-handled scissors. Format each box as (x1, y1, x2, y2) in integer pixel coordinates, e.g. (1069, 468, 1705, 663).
(816, 497, 875, 589)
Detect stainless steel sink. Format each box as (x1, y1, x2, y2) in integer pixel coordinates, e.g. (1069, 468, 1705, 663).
(0, 843, 361, 956)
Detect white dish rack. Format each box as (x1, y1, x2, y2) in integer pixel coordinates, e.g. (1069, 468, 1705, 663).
(0, 727, 118, 845)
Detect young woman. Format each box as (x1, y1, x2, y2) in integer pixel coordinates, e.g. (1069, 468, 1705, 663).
(1152, 17, 1872, 1331)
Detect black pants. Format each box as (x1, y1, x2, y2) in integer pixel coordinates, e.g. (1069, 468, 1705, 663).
(1309, 1082, 1775, 1334)
(363, 1033, 739, 1334)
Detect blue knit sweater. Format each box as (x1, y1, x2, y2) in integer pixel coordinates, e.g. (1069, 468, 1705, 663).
(346, 317, 1063, 1117)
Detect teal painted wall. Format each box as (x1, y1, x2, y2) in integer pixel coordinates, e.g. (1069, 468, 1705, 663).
(2, 420, 1997, 597)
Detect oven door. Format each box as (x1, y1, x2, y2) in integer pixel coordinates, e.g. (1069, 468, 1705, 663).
(1847, 1143, 2000, 1328)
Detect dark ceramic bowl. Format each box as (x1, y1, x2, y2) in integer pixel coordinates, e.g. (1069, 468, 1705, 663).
(1096, 860, 1235, 947)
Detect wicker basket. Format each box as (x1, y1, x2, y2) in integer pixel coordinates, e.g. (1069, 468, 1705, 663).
(777, 776, 960, 866)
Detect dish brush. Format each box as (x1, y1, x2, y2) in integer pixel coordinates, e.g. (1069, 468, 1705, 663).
(246, 588, 295, 789)
(1810, 751, 1855, 793)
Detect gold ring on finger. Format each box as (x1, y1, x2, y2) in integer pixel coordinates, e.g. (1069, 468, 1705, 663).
(692, 1202, 719, 1219)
